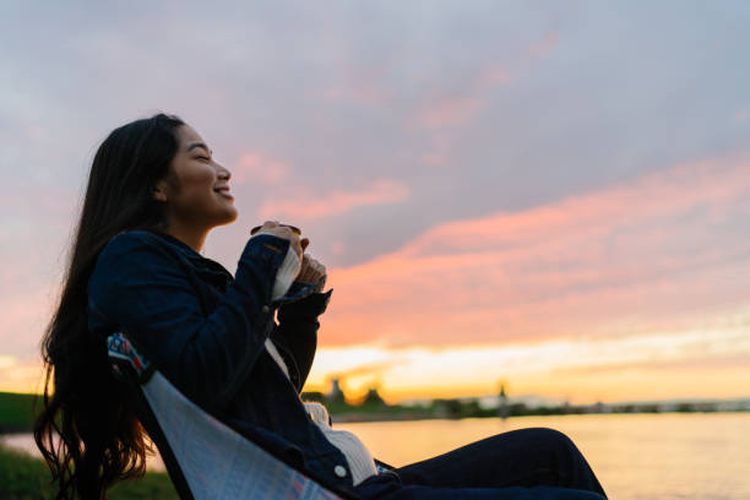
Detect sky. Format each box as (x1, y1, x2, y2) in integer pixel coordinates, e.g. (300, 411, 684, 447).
(1, 1, 749, 404)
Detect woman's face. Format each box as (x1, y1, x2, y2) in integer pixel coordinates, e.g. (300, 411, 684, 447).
(156, 124, 238, 231)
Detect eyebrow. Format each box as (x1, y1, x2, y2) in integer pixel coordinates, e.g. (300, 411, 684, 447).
(186, 142, 213, 154)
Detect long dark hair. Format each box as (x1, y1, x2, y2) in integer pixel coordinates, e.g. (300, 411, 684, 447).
(34, 113, 185, 499)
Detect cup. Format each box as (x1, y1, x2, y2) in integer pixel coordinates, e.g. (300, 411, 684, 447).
(250, 223, 302, 236)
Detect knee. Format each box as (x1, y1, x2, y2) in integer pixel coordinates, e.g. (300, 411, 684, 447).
(524, 427, 579, 455)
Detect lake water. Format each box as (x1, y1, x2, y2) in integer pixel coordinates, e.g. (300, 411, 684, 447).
(3, 412, 748, 499)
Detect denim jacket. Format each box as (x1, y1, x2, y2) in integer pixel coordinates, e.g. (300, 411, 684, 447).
(87, 229, 356, 492)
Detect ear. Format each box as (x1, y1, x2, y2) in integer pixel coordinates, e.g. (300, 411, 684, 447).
(152, 180, 168, 202)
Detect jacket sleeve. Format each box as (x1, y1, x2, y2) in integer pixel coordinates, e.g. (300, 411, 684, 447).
(87, 231, 289, 412)
(272, 289, 332, 392)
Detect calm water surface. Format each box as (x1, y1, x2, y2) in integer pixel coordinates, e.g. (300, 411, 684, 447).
(340, 413, 750, 499)
(3, 413, 748, 499)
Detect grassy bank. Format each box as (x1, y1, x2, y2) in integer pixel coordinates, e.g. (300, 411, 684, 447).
(1, 392, 178, 497)
(0, 444, 177, 499)
(0, 392, 38, 433)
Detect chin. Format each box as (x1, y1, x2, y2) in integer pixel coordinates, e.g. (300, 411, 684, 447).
(223, 207, 239, 224)
(207, 209, 238, 229)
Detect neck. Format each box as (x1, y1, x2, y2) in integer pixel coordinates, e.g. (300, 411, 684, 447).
(163, 221, 208, 253)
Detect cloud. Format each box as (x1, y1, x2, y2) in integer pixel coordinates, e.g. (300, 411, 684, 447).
(475, 65, 513, 88)
(258, 179, 409, 221)
(412, 30, 557, 133)
(413, 63, 513, 131)
(411, 31, 557, 164)
(231, 152, 291, 186)
(418, 132, 455, 167)
(323, 63, 392, 107)
(419, 151, 449, 167)
(319, 154, 750, 347)
(418, 96, 483, 129)
(527, 31, 559, 59)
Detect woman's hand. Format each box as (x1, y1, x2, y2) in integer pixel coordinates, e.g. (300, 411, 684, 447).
(253, 221, 325, 291)
(252, 220, 307, 257)
(297, 255, 327, 292)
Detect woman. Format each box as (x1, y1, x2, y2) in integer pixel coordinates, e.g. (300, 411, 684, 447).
(35, 113, 607, 499)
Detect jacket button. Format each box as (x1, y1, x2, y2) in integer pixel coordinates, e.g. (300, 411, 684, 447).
(334, 465, 347, 478)
(261, 305, 270, 314)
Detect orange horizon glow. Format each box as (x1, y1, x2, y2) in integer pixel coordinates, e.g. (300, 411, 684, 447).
(5, 340, 750, 406)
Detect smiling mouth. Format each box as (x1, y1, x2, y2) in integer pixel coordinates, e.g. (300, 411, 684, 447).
(214, 187, 234, 199)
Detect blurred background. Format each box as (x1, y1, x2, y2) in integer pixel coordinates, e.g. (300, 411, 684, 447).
(1, 1, 749, 497)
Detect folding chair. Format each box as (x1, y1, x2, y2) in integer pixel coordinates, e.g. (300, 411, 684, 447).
(107, 331, 357, 500)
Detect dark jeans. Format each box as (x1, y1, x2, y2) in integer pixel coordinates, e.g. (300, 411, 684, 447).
(355, 427, 608, 499)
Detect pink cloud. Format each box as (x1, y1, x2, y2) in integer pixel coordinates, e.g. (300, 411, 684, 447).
(419, 132, 454, 167)
(319, 154, 750, 347)
(418, 95, 482, 129)
(475, 65, 513, 89)
(258, 179, 409, 221)
(420, 151, 449, 167)
(231, 152, 290, 186)
(528, 31, 559, 59)
(323, 62, 393, 106)
(324, 81, 390, 107)
(413, 63, 512, 163)
(416, 28, 555, 136)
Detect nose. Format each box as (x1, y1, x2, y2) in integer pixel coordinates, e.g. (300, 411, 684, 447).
(216, 162, 231, 181)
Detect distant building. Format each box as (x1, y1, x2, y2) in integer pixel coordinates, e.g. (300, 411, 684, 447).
(362, 386, 387, 407)
(590, 401, 608, 414)
(327, 377, 346, 404)
(498, 382, 509, 419)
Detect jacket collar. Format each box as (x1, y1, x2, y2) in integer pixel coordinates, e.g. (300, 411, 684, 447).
(144, 229, 202, 257)
(144, 229, 234, 290)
